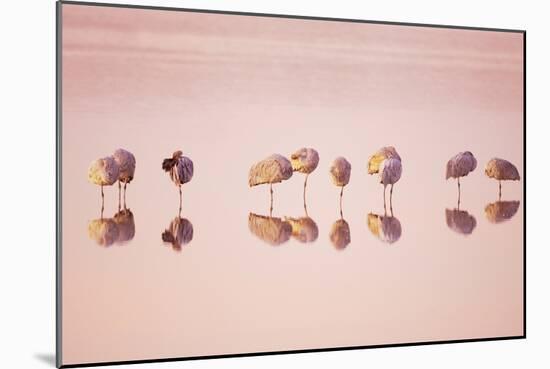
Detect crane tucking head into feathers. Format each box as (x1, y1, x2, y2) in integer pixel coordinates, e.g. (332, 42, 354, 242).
(162, 150, 183, 172)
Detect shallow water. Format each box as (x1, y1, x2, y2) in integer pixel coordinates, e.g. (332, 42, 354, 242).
(61, 4, 523, 365)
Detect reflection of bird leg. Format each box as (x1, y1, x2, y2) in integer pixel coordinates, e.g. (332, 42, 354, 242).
(499, 180, 502, 201)
(383, 185, 387, 215)
(389, 184, 394, 215)
(339, 186, 344, 219)
(100, 185, 105, 219)
(270, 183, 273, 217)
(179, 185, 182, 214)
(117, 183, 121, 212)
(457, 177, 461, 210)
(123, 182, 127, 210)
(118, 181, 121, 211)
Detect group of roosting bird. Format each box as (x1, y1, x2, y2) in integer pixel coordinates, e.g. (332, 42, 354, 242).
(87, 146, 519, 210)
(248, 146, 520, 210)
(87, 146, 520, 248)
(87, 149, 195, 250)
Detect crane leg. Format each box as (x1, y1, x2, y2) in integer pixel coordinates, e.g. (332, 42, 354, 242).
(499, 180, 502, 200)
(179, 185, 182, 214)
(100, 185, 104, 218)
(457, 178, 461, 210)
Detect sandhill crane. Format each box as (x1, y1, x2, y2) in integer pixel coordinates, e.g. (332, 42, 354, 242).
(248, 154, 293, 215)
(329, 157, 351, 218)
(113, 148, 136, 208)
(248, 213, 292, 246)
(162, 215, 194, 252)
(368, 146, 402, 212)
(290, 147, 319, 212)
(446, 151, 477, 206)
(485, 158, 520, 199)
(162, 150, 194, 212)
(88, 156, 119, 214)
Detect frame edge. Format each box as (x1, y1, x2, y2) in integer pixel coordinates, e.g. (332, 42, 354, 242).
(56, 1, 63, 367)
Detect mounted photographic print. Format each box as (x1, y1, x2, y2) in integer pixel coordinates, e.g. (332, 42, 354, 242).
(56, 1, 525, 367)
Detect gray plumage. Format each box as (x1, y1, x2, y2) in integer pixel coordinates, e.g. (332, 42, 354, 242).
(446, 151, 477, 180)
(329, 157, 351, 187)
(249, 154, 293, 215)
(163, 150, 194, 186)
(368, 147, 402, 210)
(379, 157, 402, 186)
(446, 151, 477, 206)
(248, 154, 293, 187)
(290, 147, 320, 212)
(163, 150, 194, 210)
(485, 158, 520, 199)
(290, 147, 320, 174)
(88, 156, 119, 187)
(485, 158, 520, 181)
(88, 156, 120, 212)
(367, 146, 401, 175)
(113, 148, 136, 207)
(113, 148, 136, 184)
(329, 157, 351, 218)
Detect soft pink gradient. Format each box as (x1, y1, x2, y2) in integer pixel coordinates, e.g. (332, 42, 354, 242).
(61, 4, 524, 366)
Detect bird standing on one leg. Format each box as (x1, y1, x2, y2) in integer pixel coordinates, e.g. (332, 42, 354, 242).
(290, 147, 319, 214)
(368, 146, 402, 213)
(88, 156, 119, 216)
(446, 151, 477, 207)
(113, 148, 136, 210)
(248, 154, 293, 216)
(485, 158, 520, 200)
(329, 157, 351, 218)
(162, 150, 194, 212)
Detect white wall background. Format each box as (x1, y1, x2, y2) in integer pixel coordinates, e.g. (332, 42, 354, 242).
(0, 0, 547, 368)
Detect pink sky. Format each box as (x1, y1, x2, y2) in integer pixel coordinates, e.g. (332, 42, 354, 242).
(61, 3, 523, 366)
